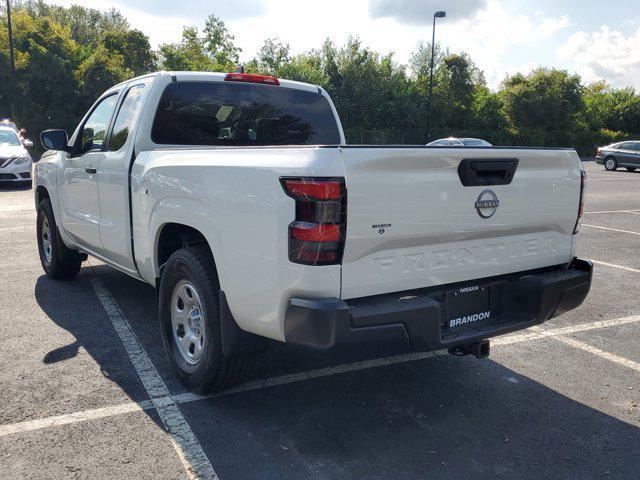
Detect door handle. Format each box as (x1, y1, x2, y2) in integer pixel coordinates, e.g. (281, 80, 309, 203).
(85, 167, 97, 174)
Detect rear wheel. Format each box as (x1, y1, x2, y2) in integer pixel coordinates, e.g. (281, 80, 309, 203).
(604, 157, 618, 171)
(36, 199, 84, 279)
(159, 246, 254, 393)
(626, 167, 637, 172)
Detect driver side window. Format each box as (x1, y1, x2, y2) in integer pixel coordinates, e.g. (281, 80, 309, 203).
(78, 94, 119, 154)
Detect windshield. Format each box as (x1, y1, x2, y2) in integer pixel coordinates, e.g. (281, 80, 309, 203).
(461, 139, 491, 146)
(152, 82, 341, 146)
(0, 130, 21, 146)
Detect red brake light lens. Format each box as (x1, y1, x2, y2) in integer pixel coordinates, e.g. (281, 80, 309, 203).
(282, 177, 346, 266)
(283, 179, 341, 200)
(225, 73, 280, 85)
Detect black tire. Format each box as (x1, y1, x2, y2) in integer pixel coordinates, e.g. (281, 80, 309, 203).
(36, 198, 84, 279)
(626, 167, 637, 172)
(159, 246, 254, 393)
(604, 157, 618, 171)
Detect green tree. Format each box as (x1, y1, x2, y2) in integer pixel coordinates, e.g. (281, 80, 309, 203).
(15, 0, 128, 47)
(0, 10, 80, 134)
(320, 37, 412, 131)
(103, 29, 157, 76)
(409, 41, 448, 79)
(273, 52, 328, 86)
(583, 82, 640, 134)
(433, 53, 483, 129)
(159, 16, 240, 72)
(500, 68, 584, 131)
(203, 14, 240, 69)
(75, 45, 130, 102)
(471, 86, 509, 136)
(159, 26, 215, 71)
(256, 37, 290, 75)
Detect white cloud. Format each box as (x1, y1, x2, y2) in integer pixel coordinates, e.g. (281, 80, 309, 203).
(439, 1, 571, 87)
(539, 16, 571, 37)
(123, 0, 265, 21)
(369, 0, 487, 24)
(558, 26, 640, 89)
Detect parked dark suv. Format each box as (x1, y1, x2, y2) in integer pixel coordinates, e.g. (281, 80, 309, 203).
(595, 141, 640, 171)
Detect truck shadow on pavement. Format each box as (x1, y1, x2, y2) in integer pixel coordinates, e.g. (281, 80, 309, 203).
(35, 267, 640, 480)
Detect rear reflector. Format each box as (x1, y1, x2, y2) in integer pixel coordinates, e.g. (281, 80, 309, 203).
(282, 177, 346, 266)
(224, 73, 280, 85)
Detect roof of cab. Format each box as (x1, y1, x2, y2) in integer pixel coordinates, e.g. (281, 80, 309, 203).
(111, 71, 321, 94)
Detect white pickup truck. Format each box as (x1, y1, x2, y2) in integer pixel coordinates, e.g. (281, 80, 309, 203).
(35, 71, 592, 393)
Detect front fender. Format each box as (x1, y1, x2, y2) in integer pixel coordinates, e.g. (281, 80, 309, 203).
(34, 152, 77, 249)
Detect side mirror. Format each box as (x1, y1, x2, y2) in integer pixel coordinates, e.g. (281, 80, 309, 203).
(40, 130, 69, 152)
(22, 138, 34, 148)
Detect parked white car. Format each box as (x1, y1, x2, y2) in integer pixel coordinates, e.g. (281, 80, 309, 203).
(428, 137, 492, 146)
(0, 126, 33, 184)
(35, 71, 592, 393)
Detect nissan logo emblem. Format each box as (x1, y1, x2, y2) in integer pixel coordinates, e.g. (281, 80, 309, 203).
(475, 189, 499, 218)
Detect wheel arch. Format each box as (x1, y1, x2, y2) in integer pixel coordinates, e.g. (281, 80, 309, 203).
(155, 222, 218, 279)
(35, 184, 50, 208)
(154, 222, 267, 357)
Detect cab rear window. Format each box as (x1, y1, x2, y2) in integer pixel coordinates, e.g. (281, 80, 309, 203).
(151, 82, 341, 146)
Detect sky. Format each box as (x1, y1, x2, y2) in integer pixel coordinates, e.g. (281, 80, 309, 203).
(48, 0, 640, 90)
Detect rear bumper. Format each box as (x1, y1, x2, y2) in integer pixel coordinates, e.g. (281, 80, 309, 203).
(595, 156, 604, 165)
(284, 258, 593, 354)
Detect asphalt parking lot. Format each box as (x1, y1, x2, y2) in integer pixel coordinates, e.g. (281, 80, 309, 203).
(1, 160, 639, 479)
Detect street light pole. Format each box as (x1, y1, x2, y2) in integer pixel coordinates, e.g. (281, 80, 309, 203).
(426, 10, 446, 142)
(5, 0, 17, 118)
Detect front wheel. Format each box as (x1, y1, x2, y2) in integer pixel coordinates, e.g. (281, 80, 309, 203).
(158, 246, 254, 393)
(604, 157, 618, 171)
(36, 199, 84, 279)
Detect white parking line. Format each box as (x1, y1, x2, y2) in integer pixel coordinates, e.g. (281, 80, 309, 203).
(553, 335, 640, 373)
(88, 268, 218, 480)
(583, 224, 640, 236)
(593, 260, 640, 274)
(497, 315, 640, 344)
(3, 313, 640, 440)
(0, 400, 153, 437)
(587, 178, 640, 181)
(585, 209, 640, 214)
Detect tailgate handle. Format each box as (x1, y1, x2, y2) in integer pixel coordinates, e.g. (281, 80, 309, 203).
(458, 158, 519, 186)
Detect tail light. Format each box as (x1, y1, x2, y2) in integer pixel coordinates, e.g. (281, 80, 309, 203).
(573, 168, 586, 234)
(281, 177, 346, 265)
(595, 148, 601, 157)
(225, 73, 280, 85)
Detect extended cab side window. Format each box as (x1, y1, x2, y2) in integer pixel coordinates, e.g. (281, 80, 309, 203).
(108, 84, 146, 152)
(77, 94, 119, 155)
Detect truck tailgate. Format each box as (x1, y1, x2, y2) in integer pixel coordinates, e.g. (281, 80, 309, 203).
(339, 147, 581, 299)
